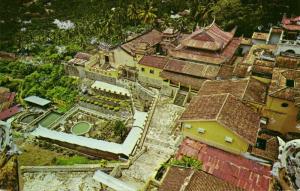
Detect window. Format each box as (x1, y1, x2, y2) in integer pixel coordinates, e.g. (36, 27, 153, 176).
(260, 117, 268, 125)
(163, 79, 169, 83)
(104, 55, 109, 64)
(150, 69, 154, 74)
(197, 128, 206, 133)
(141, 67, 145, 72)
(281, 103, 289, 108)
(255, 138, 267, 150)
(224, 136, 233, 143)
(286, 79, 294, 87)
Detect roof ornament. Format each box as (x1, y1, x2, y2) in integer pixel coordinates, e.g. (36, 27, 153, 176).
(273, 137, 300, 190)
(204, 16, 216, 30)
(195, 23, 200, 31)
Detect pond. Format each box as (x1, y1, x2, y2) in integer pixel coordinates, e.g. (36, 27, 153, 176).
(21, 113, 38, 124)
(71, 122, 92, 136)
(39, 112, 62, 128)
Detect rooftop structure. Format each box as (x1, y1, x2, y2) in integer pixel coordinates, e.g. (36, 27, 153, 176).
(159, 167, 243, 191)
(276, 53, 300, 69)
(121, 29, 163, 56)
(24, 96, 51, 107)
(251, 133, 279, 161)
(198, 78, 268, 104)
(163, 58, 220, 79)
(252, 32, 269, 41)
(168, 23, 241, 65)
(0, 105, 21, 121)
(269, 68, 300, 102)
(176, 138, 272, 191)
(68, 52, 92, 66)
(180, 93, 260, 145)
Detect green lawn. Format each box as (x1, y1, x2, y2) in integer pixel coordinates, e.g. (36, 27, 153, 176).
(71, 121, 92, 135)
(39, 112, 62, 128)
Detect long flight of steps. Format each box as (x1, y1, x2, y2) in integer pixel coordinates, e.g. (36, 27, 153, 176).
(173, 90, 187, 106)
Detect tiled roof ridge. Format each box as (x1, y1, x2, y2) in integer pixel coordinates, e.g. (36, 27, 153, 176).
(180, 169, 195, 190)
(269, 87, 289, 97)
(242, 77, 251, 100)
(215, 93, 230, 120)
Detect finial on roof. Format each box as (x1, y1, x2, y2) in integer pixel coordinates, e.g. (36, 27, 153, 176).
(195, 23, 200, 31)
(205, 16, 216, 30)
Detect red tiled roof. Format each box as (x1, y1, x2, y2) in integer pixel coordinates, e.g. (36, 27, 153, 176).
(159, 167, 243, 191)
(121, 30, 163, 56)
(217, 65, 234, 79)
(0, 92, 15, 105)
(251, 134, 279, 161)
(169, 37, 241, 65)
(198, 78, 268, 104)
(282, 16, 300, 31)
(138, 55, 168, 69)
(176, 138, 272, 191)
(269, 68, 300, 101)
(74, 52, 91, 61)
(159, 167, 193, 191)
(276, 55, 300, 69)
(163, 59, 220, 79)
(160, 71, 205, 90)
(180, 94, 260, 144)
(0, 105, 20, 120)
(180, 23, 235, 51)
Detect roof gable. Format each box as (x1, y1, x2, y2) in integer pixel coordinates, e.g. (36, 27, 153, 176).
(180, 23, 235, 51)
(180, 93, 260, 144)
(121, 29, 163, 56)
(217, 94, 260, 144)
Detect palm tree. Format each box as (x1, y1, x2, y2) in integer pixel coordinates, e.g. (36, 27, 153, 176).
(194, 1, 215, 26)
(127, 4, 139, 25)
(137, 2, 157, 24)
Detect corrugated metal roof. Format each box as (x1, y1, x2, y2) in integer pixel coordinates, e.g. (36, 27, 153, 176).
(31, 111, 148, 157)
(176, 138, 272, 191)
(93, 170, 137, 191)
(24, 96, 51, 106)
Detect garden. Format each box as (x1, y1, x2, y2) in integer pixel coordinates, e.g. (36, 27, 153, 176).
(78, 89, 132, 118)
(52, 109, 130, 143)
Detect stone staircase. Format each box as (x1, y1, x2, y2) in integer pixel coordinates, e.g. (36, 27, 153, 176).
(120, 99, 184, 190)
(173, 91, 187, 106)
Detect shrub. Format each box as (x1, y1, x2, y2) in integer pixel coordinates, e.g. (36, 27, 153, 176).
(165, 156, 202, 170)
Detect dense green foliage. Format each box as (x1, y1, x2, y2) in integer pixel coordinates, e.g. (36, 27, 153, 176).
(114, 120, 127, 140)
(0, 60, 78, 108)
(0, 0, 299, 52)
(53, 155, 107, 166)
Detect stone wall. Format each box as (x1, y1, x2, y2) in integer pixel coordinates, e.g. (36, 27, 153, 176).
(85, 71, 116, 84)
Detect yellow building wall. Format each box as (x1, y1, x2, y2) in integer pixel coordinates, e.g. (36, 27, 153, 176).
(252, 76, 271, 84)
(263, 96, 299, 134)
(182, 121, 249, 154)
(137, 65, 164, 81)
(113, 47, 137, 68)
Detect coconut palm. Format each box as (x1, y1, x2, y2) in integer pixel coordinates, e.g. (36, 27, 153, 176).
(137, 2, 157, 24)
(127, 4, 139, 25)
